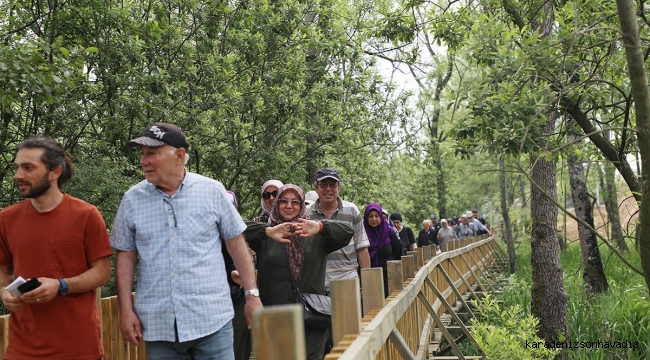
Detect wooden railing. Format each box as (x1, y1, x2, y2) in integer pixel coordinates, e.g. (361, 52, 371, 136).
(0, 292, 147, 360)
(254, 235, 504, 360)
(0, 235, 503, 360)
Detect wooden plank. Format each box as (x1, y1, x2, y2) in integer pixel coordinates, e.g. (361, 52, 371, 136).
(0, 315, 8, 358)
(252, 305, 305, 360)
(388, 329, 417, 360)
(101, 296, 113, 359)
(331, 278, 362, 347)
(360, 268, 384, 316)
(402, 255, 414, 281)
(406, 251, 419, 270)
(416, 248, 425, 268)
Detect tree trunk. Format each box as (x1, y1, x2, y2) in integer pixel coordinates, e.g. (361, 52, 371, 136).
(530, 112, 569, 345)
(499, 159, 516, 273)
(519, 174, 527, 207)
(566, 127, 608, 293)
(615, 0, 650, 290)
(600, 157, 628, 251)
(430, 142, 447, 217)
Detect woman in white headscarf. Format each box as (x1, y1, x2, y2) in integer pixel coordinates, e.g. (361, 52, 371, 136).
(252, 179, 283, 223)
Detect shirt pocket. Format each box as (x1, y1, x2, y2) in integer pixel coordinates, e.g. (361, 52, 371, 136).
(184, 212, 217, 242)
(49, 238, 86, 271)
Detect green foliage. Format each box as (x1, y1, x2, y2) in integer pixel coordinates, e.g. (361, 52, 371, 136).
(505, 238, 650, 359)
(470, 294, 560, 359)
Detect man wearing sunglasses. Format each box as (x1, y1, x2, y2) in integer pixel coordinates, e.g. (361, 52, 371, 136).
(307, 168, 370, 293)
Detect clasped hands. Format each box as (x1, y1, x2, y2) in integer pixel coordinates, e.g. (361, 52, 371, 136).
(265, 219, 322, 243)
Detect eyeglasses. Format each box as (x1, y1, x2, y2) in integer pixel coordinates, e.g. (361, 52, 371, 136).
(262, 190, 278, 199)
(163, 199, 177, 227)
(317, 182, 339, 189)
(278, 199, 302, 207)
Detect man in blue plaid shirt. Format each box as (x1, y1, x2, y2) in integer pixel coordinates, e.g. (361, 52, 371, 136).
(111, 123, 261, 360)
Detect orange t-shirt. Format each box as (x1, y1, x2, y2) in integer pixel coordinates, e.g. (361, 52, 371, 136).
(0, 194, 113, 360)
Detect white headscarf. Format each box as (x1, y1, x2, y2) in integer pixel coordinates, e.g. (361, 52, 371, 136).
(260, 179, 284, 215)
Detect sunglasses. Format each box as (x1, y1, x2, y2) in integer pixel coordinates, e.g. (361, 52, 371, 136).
(262, 190, 278, 199)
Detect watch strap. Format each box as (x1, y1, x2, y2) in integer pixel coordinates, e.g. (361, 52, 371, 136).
(57, 278, 68, 296)
(244, 288, 259, 297)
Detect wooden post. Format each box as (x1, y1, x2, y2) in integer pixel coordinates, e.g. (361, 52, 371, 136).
(401, 255, 414, 281)
(406, 251, 419, 269)
(0, 315, 8, 359)
(424, 245, 432, 261)
(331, 278, 362, 346)
(387, 260, 404, 294)
(253, 305, 306, 360)
(416, 247, 425, 267)
(361, 268, 385, 316)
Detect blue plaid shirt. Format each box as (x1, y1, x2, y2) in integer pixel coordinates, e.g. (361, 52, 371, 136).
(110, 172, 246, 342)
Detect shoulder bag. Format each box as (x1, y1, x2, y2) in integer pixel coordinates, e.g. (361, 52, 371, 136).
(285, 249, 332, 330)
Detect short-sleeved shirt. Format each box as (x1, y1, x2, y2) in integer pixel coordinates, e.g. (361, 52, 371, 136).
(110, 172, 246, 342)
(307, 197, 370, 290)
(0, 194, 113, 360)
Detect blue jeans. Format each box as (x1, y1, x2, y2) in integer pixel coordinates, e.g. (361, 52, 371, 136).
(145, 320, 235, 360)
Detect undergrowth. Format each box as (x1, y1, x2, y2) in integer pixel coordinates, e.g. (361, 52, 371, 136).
(470, 238, 649, 359)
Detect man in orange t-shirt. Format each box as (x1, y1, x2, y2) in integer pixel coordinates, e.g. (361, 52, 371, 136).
(0, 138, 113, 360)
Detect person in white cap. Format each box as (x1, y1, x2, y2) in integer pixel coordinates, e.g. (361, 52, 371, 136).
(466, 210, 491, 236)
(456, 214, 476, 239)
(304, 190, 318, 208)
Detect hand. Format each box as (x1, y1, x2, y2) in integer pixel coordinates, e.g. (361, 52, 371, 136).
(244, 296, 263, 329)
(119, 309, 143, 346)
(295, 219, 321, 238)
(265, 224, 293, 243)
(20, 277, 59, 305)
(1, 289, 25, 313)
(230, 270, 242, 286)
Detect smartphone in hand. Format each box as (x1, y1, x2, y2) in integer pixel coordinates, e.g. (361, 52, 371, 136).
(17, 278, 41, 294)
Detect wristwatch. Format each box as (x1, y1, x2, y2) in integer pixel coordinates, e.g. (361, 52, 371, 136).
(57, 278, 69, 296)
(244, 288, 259, 297)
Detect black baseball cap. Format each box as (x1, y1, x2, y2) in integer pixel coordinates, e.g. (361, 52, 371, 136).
(127, 123, 190, 150)
(315, 168, 341, 182)
(430, 214, 437, 220)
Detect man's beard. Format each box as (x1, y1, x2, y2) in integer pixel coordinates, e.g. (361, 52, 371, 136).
(18, 172, 52, 198)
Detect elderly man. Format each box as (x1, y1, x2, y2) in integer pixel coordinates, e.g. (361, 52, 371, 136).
(0, 137, 112, 359)
(466, 210, 492, 236)
(456, 214, 477, 239)
(307, 168, 370, 292)
(111, 123, 261, 359)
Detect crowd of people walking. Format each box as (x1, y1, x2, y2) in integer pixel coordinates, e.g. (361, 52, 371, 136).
(0, 122, 490, 360)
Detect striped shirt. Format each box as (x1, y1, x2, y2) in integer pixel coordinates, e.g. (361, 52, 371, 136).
(110, 172, 246, 342)
(308, 197, 370, 290)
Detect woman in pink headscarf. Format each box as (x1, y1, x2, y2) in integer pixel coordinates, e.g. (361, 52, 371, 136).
(252, 179, 283, 223)
(244, 184, 352, 359)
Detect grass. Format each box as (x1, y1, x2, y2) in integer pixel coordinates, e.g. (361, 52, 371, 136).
(496, 238, 650, 359)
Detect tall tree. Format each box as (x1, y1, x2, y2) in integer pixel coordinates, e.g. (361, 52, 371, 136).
(566, 122, 608, 293)
(599, 156, 628, 251)
(499, 159, 516, 273)
(615, 0, 650, 290)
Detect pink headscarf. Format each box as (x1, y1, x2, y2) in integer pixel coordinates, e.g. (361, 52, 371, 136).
(260, 179, 284, 215)
(269, 184, 309, 283)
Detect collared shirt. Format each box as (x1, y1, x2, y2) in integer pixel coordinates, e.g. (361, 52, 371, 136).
(307, 197, 369, 290)
(110, 172, 246, 342)
(470, 218, 487, 232)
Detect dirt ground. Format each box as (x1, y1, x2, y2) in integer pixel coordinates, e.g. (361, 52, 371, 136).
(559, 195, 639, 243)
